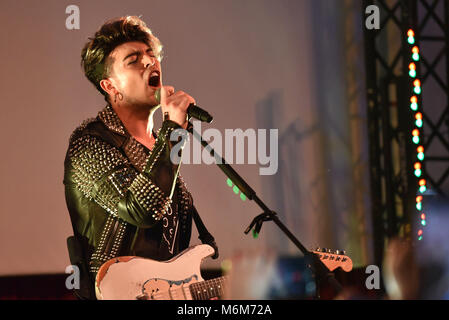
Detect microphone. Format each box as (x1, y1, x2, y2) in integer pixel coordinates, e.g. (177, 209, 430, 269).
(155, 88, 213, 123)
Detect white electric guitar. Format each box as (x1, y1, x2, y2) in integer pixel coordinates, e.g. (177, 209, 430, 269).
(95, 244, 353, 300)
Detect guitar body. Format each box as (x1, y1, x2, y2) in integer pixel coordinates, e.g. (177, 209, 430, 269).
(95, 244, 215, 300)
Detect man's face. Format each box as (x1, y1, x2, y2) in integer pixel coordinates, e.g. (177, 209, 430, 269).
(107, 41, 162, 107)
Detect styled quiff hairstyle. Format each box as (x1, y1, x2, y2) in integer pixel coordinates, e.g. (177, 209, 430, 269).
(81, 16, 163, 102)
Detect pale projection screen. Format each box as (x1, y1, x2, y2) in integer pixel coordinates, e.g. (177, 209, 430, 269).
(0, 0, 372, 276)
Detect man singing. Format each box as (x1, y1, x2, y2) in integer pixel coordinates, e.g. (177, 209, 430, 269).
(63, 16, 216, 299)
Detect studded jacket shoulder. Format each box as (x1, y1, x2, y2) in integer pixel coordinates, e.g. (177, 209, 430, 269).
(63, 105, 193, 278)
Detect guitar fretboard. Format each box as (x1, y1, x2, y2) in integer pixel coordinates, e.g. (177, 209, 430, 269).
(189, 276, 228, 300)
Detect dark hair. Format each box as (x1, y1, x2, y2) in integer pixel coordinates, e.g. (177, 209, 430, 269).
(81, 16, 163, 102)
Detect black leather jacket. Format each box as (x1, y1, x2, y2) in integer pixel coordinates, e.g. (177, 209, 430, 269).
(63, 105, 193, 284)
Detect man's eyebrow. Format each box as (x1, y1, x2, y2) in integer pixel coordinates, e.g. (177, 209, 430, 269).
(123, 50, 140, 61)
(123, 48, 154, 62)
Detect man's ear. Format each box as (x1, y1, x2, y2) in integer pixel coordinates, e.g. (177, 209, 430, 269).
(99, 78, 117, 97)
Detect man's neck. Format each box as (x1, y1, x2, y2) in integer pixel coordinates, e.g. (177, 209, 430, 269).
(111, 102, 159, 149)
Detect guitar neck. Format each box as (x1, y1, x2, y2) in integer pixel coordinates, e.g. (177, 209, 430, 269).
(189, 276, 228, 300)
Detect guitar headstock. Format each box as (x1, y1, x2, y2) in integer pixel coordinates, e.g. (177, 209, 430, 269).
(311, 248, 353, 272)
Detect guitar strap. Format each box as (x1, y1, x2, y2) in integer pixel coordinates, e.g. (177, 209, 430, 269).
(192, 205, 219, 259)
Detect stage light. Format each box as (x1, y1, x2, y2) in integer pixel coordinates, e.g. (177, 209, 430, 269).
(407, 29, 415, 44)
(227, 178, 233, 187)
(413, 79, 422, 95)
(233, 185, 239, 194)
(414, 86, 422, 95)
(415, 112, 423, 127)
(412, 129, 420, 144)
(417, 146, 425, 161)
(407, 31, 427, 239)
(240, 193, 246, 201)
(410, 96, 418, 111)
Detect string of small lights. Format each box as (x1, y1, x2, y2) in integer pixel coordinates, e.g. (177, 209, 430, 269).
(407, 29, 427, 240)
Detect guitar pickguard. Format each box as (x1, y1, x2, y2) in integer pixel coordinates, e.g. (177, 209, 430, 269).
(139, 275, 199, 300)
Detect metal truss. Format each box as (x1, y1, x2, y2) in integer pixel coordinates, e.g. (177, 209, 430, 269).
(362, 0, 449, 265)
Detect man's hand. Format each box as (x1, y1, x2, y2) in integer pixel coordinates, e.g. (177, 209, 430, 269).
(160, 85, 195, 129)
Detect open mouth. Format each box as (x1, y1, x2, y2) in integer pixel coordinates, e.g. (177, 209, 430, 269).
(148, 70, 160, 87)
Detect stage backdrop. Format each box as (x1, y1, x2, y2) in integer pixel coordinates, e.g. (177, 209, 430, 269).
(0, 0, 373, 276)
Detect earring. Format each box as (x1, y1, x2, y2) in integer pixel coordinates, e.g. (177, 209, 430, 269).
(114, 92, 123, 103)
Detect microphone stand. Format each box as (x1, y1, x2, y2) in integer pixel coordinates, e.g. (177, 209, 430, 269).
(185, 122, 342, 299)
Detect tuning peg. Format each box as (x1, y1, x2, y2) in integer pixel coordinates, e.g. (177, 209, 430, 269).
(335, 250, 346, 255)
(321, 248, 328, 253)
(327, 249, 333, 253)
